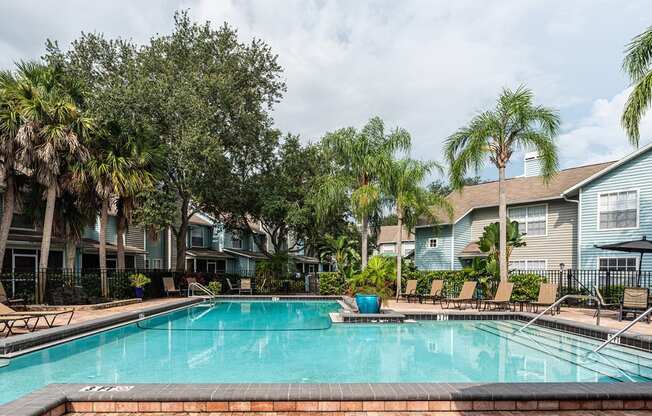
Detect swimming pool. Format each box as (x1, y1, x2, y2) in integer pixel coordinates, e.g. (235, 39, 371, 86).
(1, 300, 651, 404)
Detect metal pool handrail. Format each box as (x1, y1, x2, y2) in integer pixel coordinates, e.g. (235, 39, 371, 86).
(188, 282, 216, 298)
(593, 306, 652, 354)
(517, 294, 602, 333)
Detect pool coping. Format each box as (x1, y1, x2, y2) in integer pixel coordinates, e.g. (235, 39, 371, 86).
(3, 382, 652, 416)
(0, 297, 203, 356)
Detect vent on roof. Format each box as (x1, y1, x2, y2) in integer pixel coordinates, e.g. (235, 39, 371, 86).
(524, 151, 542, 177)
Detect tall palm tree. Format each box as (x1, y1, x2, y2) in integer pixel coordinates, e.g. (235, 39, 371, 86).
(445, 86, 559, 282)
(13, 62, 91, 302)
(622, 26, 652, 146)
(383, 159, 452, 298)
(316, 117, 410, 268)
(74, 132, 153, 296)
(113, 135, 156, 270)
(0, 70, 25, 271)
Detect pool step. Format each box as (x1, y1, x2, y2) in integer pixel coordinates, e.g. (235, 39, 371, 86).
(487, 321, 652, 374)
(475, 323, 651, 382)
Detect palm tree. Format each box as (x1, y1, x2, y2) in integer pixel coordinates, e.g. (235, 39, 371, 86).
(477, 220, 526, 265)
(622, 26, 652, 146)
(445, 86, 560, 282)
(316, 117, 410, 268)
(75, 131, 153, 296)
(13, 62, 91, 302)
(319, 234, 360, 280)
(382, 159, 452, 298)
(0, 70, 25, 271)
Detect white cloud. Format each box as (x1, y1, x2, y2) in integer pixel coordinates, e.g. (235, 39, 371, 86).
(557, 87, 652, 168)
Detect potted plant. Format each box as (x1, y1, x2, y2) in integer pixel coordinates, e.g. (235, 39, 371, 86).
(348, 256, 394, 313)
(129, 273, 151, 299)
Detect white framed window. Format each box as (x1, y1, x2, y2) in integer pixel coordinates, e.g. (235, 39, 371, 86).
(508, 204, 547, 236)
(509, 259, 547, 270)
(190, 227, 204, 247)
(598, 190, 639, 230)
(598, 257, 637, 272)
(427, 238, 438, 249)
(231, 235, 242, 249)
(146, 258, 162, 269)
(381, 244, 395, 253)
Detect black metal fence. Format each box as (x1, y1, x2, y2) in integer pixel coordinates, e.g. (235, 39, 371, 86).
(510, 269, 652, 302)
(0, 269, 321, 305)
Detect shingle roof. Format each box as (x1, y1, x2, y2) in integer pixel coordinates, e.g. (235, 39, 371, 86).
(421, 161, 614, 226)
(377, 225, 415, 244)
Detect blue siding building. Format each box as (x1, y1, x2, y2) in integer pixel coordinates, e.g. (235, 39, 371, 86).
(563, 143, 652, 271)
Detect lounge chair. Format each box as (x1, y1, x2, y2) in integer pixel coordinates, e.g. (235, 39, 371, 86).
(0, 281, 25, 308)
(480, 282, 514, 311)
(419, 280, 444, 304)
(443, 281, 477, 309)
(398, 280, 418, 302)
(531, 283, 559, 314)
(185, 277, 197, 296)
(162, 277, 181, 297)
(619, 287, 650, 323)
(0, 315, 36, 337)
(239, 278, 252, 295)
(226, 278, 240, 294)
(593, 287, 619, 317)
(0, 303, 74, 328)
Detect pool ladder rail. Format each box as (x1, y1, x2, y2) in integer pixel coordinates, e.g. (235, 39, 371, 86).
(187, 282, 217, 299)
(593, 306, 652, 354)
(517, 293, 602, 334)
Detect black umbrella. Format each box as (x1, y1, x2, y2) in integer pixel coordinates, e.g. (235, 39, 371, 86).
(595, 236, 652, 286)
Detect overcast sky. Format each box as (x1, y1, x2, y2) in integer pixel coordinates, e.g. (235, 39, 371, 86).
(2, 0, 651, 180)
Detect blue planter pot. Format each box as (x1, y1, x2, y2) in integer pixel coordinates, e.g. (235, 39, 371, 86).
(355, 294, 381, 314)
(134, 287, 145, 299)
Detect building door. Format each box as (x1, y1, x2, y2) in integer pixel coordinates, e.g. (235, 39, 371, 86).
(11, 252, 37, 298)
(207, 262, 216, 273)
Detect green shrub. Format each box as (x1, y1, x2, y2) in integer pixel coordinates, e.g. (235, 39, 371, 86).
(319, 272, 347, 295)
(509, 273, 546, 301)
(207, 281, 222, 295)
(602, 285, 625, 303)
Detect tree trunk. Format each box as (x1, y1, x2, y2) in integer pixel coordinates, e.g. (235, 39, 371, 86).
(38, 184, 57, 303)
(65, 236, 76, 270)
(116, 213, 126, 270)
(175, 198, 189, 272)
(0, 174, 16, 272)
(498, 166, 508, 282)
(396, 212, 403, 300)
(99, 198, 109, 297)
(361, 216, 369, 269)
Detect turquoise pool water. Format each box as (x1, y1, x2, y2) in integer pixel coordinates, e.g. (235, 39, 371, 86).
(1, 300, 651, 404)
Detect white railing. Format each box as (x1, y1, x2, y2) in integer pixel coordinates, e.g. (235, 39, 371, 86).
(188, 282, 216, 298)
(517, 294, 602, 333)
(592, 306, 652, 354)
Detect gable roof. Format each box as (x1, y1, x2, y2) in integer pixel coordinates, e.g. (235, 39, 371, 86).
(421, 161, 614, 226)
(562, 142, 652, 196)
(377, 225, 415, 244)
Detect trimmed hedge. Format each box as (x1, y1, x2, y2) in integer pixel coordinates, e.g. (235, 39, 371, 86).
(508, 273, 546, 301)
